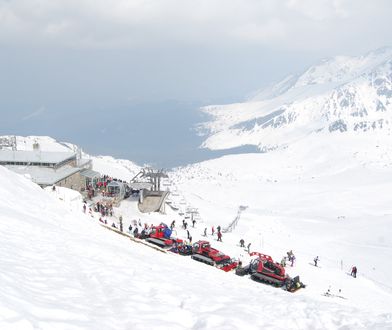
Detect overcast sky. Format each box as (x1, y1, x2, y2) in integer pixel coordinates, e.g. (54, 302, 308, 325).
(0, 0, 391, 166)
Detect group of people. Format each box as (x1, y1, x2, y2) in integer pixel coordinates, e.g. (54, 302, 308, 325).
(95, 201, 114, 218)
(128, 219, 148, 237)
(278, 250, 296, 267)
(239, 239, 252, 252)
(202, 225, 223, 241)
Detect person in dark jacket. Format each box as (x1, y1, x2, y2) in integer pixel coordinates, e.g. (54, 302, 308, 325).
(119, 215, 123, 232)
(239, 239, 245, 247)
(217, 231, 222, 242)
(247, 243, 251, 253)
(133, 227, 139, 237)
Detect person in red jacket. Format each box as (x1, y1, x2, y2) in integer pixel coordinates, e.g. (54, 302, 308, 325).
(351, 266, 357, 278)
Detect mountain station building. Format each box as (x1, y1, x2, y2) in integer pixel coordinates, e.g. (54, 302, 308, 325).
(0, 150, 100, 191)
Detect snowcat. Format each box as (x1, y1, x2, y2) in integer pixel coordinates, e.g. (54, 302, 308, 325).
(191, 240, 238, 272)
(235, 252, 305, 292)
(144, 224, 182, 249)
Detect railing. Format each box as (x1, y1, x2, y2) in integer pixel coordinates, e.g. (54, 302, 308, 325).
(222, 205, 248, 233)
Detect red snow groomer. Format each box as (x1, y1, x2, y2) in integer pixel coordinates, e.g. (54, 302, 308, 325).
(191, 240, 238, 272)
(236, 252, 305, 292)
(144, 224, 182, 249)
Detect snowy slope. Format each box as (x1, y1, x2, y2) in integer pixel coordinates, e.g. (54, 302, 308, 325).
(200, 47, 392, 151)
(170, 133, 392, 314)
(1, 158, 392, 329)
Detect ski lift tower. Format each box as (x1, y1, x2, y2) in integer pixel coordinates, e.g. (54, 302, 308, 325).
(186, 207, 199, 223)
(141, 168, 168, 191)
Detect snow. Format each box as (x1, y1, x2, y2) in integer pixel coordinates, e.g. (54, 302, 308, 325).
(1, 133, 392, 329)
(91, 156, 140, 181)
(199, 47, 392, 152)
(2, 47, 392, 328)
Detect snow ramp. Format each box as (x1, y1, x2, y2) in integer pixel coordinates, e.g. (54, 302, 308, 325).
(138, 190, 170, 213)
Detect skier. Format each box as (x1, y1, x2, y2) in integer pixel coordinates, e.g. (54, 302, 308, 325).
(211, 226, 215, 236)
(184, 221, 188, 230)
(170, 220, 175, 229)
(133, 227, 139, 238)
(217, 225, 221, 233)
(128, 224, 133, 234)
(217, 231, 222, 242)
(314, 256, 319, 267)
(287, 250, 294, 262)
(187, 229, 190, 240)
(351, 266, 357, 278)
(83, 204, 87, 213)
(192, 219, 196, 228)
(291, 254, 296, 267)
(204, 227, 207, 237)
(239, 239, 245, 247)
(247, 243, 251, 253)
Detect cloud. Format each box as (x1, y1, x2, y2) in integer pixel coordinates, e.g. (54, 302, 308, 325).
(0, 0, 390, 52)
(22, 106, 46, 121)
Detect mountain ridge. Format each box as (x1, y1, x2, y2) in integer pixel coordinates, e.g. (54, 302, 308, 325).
(199, 47, 392, 151)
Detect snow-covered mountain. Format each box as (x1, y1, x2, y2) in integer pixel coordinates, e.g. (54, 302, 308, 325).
(200, 47, 392, 151)
(1, 134, 392, 328)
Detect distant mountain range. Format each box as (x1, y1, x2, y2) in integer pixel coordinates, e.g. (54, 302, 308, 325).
(199, 47, 392, 151)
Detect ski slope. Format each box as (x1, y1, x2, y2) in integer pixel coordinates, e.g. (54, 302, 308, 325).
(1, 133, 392, 329)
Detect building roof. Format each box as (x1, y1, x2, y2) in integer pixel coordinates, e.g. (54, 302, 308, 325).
(80, 169, 100, 179)
(128, 182, 153, 190)
(5, 165, 81, 186)
(0, 150, 76, 164)
(107, 181, 126, 187)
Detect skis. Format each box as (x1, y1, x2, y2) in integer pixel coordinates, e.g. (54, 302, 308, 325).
(322, 292, 347, 300)
(308, 262, 321, 268)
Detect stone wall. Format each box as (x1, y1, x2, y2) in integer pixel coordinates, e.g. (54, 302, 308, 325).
(56, 172, 85, 192)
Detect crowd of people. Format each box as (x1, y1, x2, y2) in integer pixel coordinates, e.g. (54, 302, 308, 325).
(85, 174, 129, 200)
(79, 186, 360, 282)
